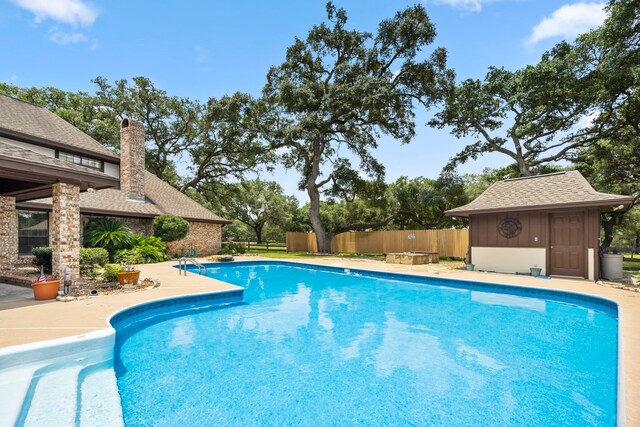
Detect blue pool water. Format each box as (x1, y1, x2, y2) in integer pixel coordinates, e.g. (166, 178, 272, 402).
(114, 262, 618, 426)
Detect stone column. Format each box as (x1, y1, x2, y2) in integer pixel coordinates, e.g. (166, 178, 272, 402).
(0, 196, 18, 272)
(50, 183, 80, 280)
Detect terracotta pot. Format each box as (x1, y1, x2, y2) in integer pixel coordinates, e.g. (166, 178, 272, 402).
(31, 279, 61, 301)
(117, 270, 140, 286)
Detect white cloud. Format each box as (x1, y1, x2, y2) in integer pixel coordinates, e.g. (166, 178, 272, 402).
(12, 0, 98, 26)
(577, 111, 599, 129)
(527, 2, 606, 46)
(431, 0, 486, 12)
(48, 29, 88, 45)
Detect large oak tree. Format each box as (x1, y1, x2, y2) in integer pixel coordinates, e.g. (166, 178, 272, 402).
(260, 3, 451, 252)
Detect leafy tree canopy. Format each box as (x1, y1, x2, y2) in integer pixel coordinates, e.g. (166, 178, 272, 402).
(258, 2, 451, 252)
(220, 179, 299, 243)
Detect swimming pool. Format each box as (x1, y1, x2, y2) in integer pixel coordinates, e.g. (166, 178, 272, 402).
(113, 261, 618, 426)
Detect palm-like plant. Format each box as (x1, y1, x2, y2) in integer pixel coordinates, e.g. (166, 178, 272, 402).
(84, 218, 133, 255)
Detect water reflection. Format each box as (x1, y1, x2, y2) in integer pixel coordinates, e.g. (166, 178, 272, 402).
(471, 291, 546, 312)
(168, 317, 196, 348)
(240, 284, 311, 340)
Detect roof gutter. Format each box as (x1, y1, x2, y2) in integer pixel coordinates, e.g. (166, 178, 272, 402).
(445, 196, 636, 217)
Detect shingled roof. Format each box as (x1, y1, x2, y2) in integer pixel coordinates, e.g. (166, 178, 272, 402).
(446, 171, 635, 217)
(144, 172, 230, 223)
(21, 171, 230, 223)
(0, 94, 119, 162)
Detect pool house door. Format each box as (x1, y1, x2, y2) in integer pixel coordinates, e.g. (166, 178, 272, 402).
(549, 212, 585, 277)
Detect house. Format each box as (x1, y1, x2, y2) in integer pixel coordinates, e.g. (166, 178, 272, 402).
(445, 171, 634, 279)
(0, 94, 230, 279)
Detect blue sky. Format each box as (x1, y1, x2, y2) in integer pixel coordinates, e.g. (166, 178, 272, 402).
(0, 0, 607, 200)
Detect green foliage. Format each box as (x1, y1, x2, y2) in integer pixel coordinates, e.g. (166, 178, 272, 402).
(102, 264, 122, 282)
(430, 41, 601, 176)
(84, 218, 133, 255)
(388, 173, 468, 229)
(220, 180, 299, 243)
(31, 247, 52, 273)
(115, 234, 169, 264)
(114, 250, 146, 267)
(79, 247, 109, 276)
(220, 241, 246, 255)
(153, 215, 190, 242)
(222, 220, 254, 242)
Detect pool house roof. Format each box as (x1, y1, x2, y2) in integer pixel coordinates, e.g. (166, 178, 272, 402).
(445, 171, 635, 217)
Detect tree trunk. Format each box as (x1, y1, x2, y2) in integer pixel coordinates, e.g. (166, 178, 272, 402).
(516, 158, 533, 176)
(305, 142, 333, 253)
(255, 226, 263, 244)
(307, 181, 332, 253)
(601, 215, 615, 249)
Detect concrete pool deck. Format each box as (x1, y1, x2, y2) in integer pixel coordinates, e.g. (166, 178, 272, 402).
(1, 256, 638, 424)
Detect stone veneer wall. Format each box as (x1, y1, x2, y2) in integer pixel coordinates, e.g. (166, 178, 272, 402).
(0, 196, 18, 272)
(111, 216, 153, 235)
(166, 221, 222, 257)
(50, 183, 80, 280)
(120, 119, 146, 200)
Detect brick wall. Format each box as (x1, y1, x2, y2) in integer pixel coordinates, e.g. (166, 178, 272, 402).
(0, 196, 18, 272)
(120, 118, 146, 200)
(166, 221, 222, 257)
(50, 183, 80, 280)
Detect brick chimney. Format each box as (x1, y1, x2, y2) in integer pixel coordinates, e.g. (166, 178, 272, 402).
(120, 118, 146, 200)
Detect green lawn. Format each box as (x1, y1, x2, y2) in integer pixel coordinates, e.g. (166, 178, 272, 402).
(243, 250, 319, 259)
(621, 253, 640, 280)
(242, 250, 464, 265)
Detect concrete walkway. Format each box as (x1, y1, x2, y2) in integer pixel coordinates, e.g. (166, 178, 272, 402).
(0, 283, 35, 311)
(0, 256, 638, 424)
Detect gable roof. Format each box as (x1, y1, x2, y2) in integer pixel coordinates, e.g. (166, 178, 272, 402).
(20, 171, 230, 223)
(445, 171, 635, 217)
(144, 172, 230, 223)
(0, 94, 120, 162)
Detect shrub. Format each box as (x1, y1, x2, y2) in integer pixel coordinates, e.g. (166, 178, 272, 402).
(153, 215, 189, 242)
(103, 264, 122, 282)
(114, 234, 169, 264)
(220, 241, 246, 255)
(114, 249, 146, 268)
(79, 247, 109, 276)
(32, 247, 52, 273)
(84, 218, 133, 255)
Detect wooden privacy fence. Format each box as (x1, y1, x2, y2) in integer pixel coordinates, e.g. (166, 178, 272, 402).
(286, 229, 469, 258)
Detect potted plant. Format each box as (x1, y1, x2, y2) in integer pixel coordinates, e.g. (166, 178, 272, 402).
(31, 267, 60, 300)
(117, 253, 141, 287)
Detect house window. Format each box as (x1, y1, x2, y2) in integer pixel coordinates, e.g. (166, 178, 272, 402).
(58, 151, 103, 171)
(18, 211, 49, 255)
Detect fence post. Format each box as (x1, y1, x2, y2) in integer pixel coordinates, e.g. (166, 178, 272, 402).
(266, 241, 270, 251)
(247, 241, 251, 251)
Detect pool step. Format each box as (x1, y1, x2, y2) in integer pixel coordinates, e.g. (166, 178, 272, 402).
(78, 366, 124, 427)
(0, 364, 45, 427)
(23, 364, 83, 427)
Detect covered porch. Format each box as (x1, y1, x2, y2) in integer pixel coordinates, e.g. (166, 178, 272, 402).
(0, 142, 119, 280)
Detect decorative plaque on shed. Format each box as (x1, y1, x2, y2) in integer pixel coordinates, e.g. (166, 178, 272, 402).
(497, 217, 522, 238)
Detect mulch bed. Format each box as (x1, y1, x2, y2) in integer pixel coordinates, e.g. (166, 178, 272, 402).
(2, 267, 160, 300)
